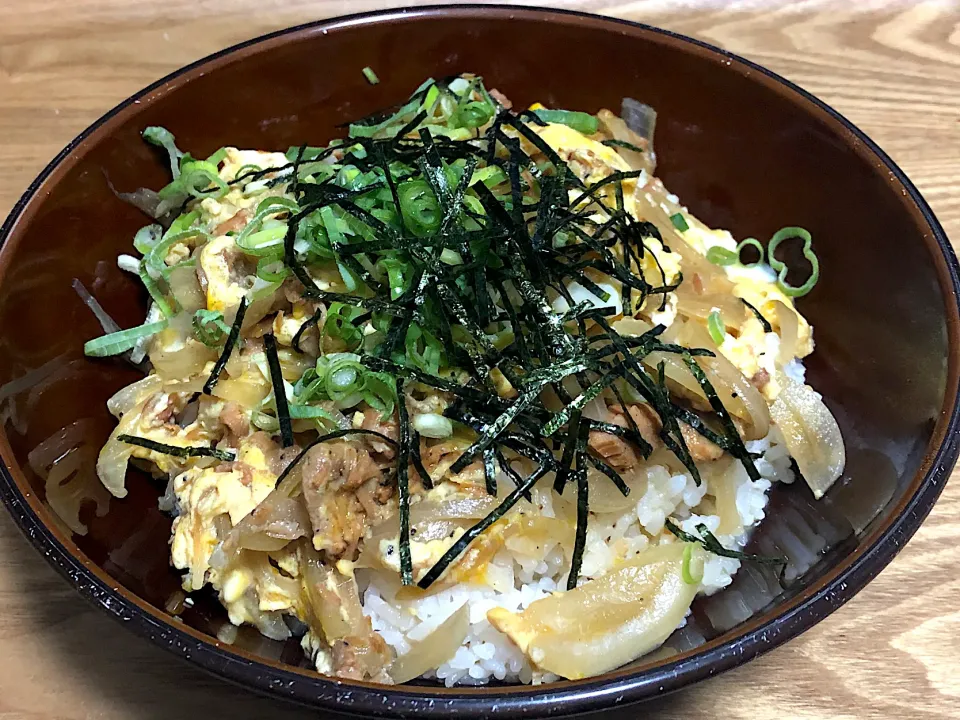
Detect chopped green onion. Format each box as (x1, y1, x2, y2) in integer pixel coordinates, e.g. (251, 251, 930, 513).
(145, 227, 210, 281)
(397, 179, 441, 237)
(705, 246, 738, 266)
(193, 309, 230, 346)
(681, 543, 704, 584)
(322, 354, 367, 407)
(405, 323, 443, 374)
(456, 101, 493, 129)
(412, 413, 453, 439)
(705, 238, 766, 269)
(133, 224, 163, 255)
(670, 213, 689, 232)
(138, 260, 177, 318)
(707, 310, 725, 345)
(287, 404, 339, 430)
(142, 126, 183, 179)
(117, 434, 235, 462)
(533, 108, 599, 135)
(362, 66, 380, 85)
(84, 319, 168, 357)
(176, 159, 228, 199)
(768, 226, 819, 297)
(736, 238, 765, 268)
(322, 303, 365, 352)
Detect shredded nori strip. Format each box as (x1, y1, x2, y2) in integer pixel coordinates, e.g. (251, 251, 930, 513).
(117, 434, 235, 462)
(291, 308, 325, 353)
(202, 296, 248, 396)
(567, 446, 589, 590)
(665, 519, 786, 569)
(263, 333, 294, 448)
(417, 462, 551, 589)
(741, 298, 773, 333)
(395, 377, 414, 585)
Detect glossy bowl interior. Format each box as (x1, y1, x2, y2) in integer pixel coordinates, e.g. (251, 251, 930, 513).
(0, 6, 957, 718)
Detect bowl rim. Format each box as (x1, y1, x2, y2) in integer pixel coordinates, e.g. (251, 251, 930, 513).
(1, 4, 958, 717)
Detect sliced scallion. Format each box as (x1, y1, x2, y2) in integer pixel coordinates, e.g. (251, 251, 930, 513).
(84, 320, 168, 357)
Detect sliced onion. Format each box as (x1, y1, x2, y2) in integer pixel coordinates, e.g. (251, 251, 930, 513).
(219, 490, 311, 557)
(487, 543, 700, 679)
(168, 265, 206, 313)
(106, 374, 163, 418)
(769, 374, 845, 499)
(300, 544, 368, 641)
(668, 319, 770, 440)
(701, 457, 743, 535)
(557, 466, 648, 514)
(596, 109, 654, 175)
(675, 285, 747, 323)
(389, 604, 470, 684)
(97, 394, 153, 497)
(773, 300, 799, 364)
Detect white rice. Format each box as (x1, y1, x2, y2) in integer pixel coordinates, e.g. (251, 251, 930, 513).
(355, 429, 795, 686)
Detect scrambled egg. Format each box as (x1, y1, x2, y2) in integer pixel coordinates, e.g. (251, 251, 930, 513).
(199, 235, 249, 312)
(170, 439, 276, 591)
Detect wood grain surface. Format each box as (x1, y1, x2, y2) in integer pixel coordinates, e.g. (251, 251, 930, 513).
(1, 1, 959, 718)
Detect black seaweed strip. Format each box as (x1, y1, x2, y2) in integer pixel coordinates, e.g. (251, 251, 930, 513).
(202, 296, 248, 395)
(291, 308, 325, 353)
(681, 354, 762, 481)
(566, 426, 591, 590)
(665, 519, 786, 568)
(742, 298, 773, 332)
(483, 447, 497, 495)
(117, 434, 235, 462)
(584, 450, 631, 497)
(417, 462, 550, 589)
(409, 430, 433, 490)
(263, 333, 294, 448)
(552, 410, 582, 494)
(395, 377, 414, 585)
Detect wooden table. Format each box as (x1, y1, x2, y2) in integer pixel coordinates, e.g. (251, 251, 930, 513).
(1, 1, 958, 718)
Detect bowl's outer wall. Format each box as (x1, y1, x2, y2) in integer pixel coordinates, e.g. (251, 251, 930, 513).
(0, 6, 956, 718)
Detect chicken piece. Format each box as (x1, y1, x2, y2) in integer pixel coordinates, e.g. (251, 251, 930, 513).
(301, 442, 393, 561)
(591, 403, 723, 467)
(589, 403, 662, 470)
(331, 635, 394, 683)
(219, 401, 249, 440)
(678, 423, 724, 462)
(213, 209, 251, 236)
(361, 406, 398, 461)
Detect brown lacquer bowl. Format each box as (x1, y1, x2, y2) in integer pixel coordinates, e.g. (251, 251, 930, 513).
(0, 5, 956, 718)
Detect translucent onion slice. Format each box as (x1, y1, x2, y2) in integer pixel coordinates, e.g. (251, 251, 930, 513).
(487, 543, 700, 679)
(106, 374, 163, 418)
(389, 604, 470, 684)
(300, 544, 368, 641)
(557, 466, 648, 514)
(769, 375, 845, 499)
(773, 300, 799, 364)
(97, 395, 153, 497)
(596, 109, 654, 175)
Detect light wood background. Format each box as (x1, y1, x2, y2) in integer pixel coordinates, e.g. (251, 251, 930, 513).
(1, 1, 959, 718)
